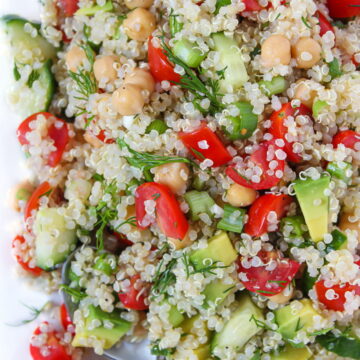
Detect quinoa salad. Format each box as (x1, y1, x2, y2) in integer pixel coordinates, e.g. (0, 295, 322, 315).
(3, 0, 360, 359)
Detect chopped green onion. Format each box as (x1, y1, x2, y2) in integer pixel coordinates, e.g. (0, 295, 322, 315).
(225, 101, 258, 140)
(281, 216, 307, 238)
(325, 229, 347, 253)
(173, 39, 207, 68)
(93, 253, 115, 276)
(125, 178, 142, 196)
(192, 174, 206, 191)
(328, 58, 343, 79)
(184, 190, 215, 221)
(217, 204, 245, 233)
(312, 99, 328, 118)
(326, 161, 352, 183)
(169, 10, 183, 37)
(75, 0, 113, 16)
(259, 76, 288, 96)
(146, 119, 169, 134)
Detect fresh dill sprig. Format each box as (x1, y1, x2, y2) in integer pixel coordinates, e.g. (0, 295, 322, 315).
(115, 216, 137, 230)
(160, 37, 225, 115)
(182, 253, 229, 278)
(301, 16, 311, 29)
(7, 302, 49, 327)
(117, 138, 197, 180)
(151, 258, 177, 299)
(60, 284, 87, 302)
(249, 314, 274, 331)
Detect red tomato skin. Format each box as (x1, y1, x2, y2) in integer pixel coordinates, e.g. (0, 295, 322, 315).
(135, 182, 189, 240)
(148, 37, 181, 83)
(243, 0, 262, 11)
(237, 251, 300, 296)
(30, 323, 72, 360)
(96, 130, 115, 144)
(226, 140, 285, 190)
(59, 304, 74, 333)
(327, 0, 360, 18)
(24, 181, 52, 221)
(12, 235, 43, 276)
(269, 103, 311, 163)
(315, 280, 360, 311)
(332, 130, 360, 150)
(244, 194, 293, 237)
(118, 275, 149, 311)
(179, 125, 233, 167)
(113, 231, 134, 247)
(47, 121, 70, 167)
(316, 11, 335, 36)
(57, 0, 79, 16)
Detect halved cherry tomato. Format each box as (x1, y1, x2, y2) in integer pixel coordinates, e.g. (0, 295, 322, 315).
(316, 11, 335, 37)
(57, 0, 79, 17)
(244, 194, 293, 237)
(352, 54, 360, 69)
(30, 322, 72, 360)
(326, 0, 360, 18)
(24, 182, 53, 221)
(113, 231, 134, 247)
(315, 280, 360, 311)
(12, 235, 43, 276)
(237, 251, 300, 296)
(179, 124, 233, 167)
(135, 182, 189, 240)
(96, 129, 115, 144)
(269, 103, 312, 163)
(59, 304, 74, 334)
(226, 140, 285, 190)
(332, 130, 360, 150)
(17, 112, 70, 167)
(118, 274, 149, 311)
(242, 0, 262, 12)
(148, 37, 181, 83)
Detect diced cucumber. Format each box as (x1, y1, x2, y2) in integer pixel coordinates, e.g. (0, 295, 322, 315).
(184, 190, 215, 221)
(167, 303, 185, 327)
(312, 100, 328, 119)
(212, 32, 249, 90)
(202, 279, 235, 309)
(211, 294, 264, 351)
(280, 216, 307, 238)
(1, 15, 56, 64)
(34, 207, 77, 270)
(326, 161, 352, 183)
(217, 204, 246, 233)
(65, 178, 93, 202)
(173, 39, 207, 68)
(75, 1, 114, 16)
(145, 119, 168, 134)
(22, 60, 55, 117)
(259, 76, 288, 96)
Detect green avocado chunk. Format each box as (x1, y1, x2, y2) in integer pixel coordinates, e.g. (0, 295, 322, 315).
(189, 231, 237, 270)
(202, 279, 235, 309)
(274, 299, 322, 340)
(294, 175, 330, 242)
(271, 344, 312, 360)
(211, 293, 264, 351)
(72, 305, 131, 350)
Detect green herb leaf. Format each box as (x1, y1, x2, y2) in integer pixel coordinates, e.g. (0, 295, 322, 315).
(301, 16, 311, 29)
(13, 63, 21, 81)
(60, 284, 87, 302)
(328, 58, 343, 79)
(316, 332, 360, 359)
(6, 301, 49, 327)
(26, 69, 40, 88)
(249, 314, 273, 331)
(151, 258, 177, 298)
(151, 341, 175, 356)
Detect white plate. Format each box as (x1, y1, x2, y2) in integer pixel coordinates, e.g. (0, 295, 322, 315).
(0, 2, 154, 359)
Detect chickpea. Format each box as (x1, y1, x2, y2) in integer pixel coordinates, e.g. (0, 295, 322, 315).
(153, 162, 190, 195)
(168, 229, 193, 250)
(292, 37, 322, 69)
(112, 84, 145, 116)
(83, 131, 103, 148)
(93, 55, 119, 83)
(123, 8, 156, 41)
(65, 46, 87, 72)
(226, 183, 257, 207)
(123, 68, 155, 95)
(293, 78, 317, 108)
(11, 180, 34, 212)
(268, 285, 294, 304)
(261, 35, 291, 67)
(124, 0, 153, 9)
(339, 211, 360, 242)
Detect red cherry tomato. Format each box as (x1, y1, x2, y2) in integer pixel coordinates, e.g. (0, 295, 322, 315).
(17, 112, 70, 167)
(12, 235, 43, 276)
(269, 103, 312, 163)
(57, 0, 79, 16)
(245, 194, 293, 237)
(226, 140, 285, 190)
(135, 182, 189, 240)
(332, 130, 360, 150)
(316, 11, 335, 37)
(24, 182, 53, 221)
(113, 231, 134, 247)
(30, 322, 72, 360)
(352, 53, 360, 68)
(315, 280, 360, 311)
(96, 129, 115, 144)
(179, 124, 233, 167)
(118, 274, 149, 311)
(148, 37, 181, 83)
(242, 0, 262, 11)
(237, 251, 300, 296)
(59, 304, 74, 334)
(326, 0, 360, 18)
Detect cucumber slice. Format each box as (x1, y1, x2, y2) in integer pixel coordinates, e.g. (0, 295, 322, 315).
(1, 15, 56, 64)
(34, 207, 77, 270)
(21, 60, 56, 117)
